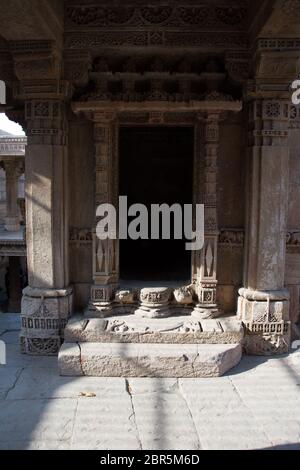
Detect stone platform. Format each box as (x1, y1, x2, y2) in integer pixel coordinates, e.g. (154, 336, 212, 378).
(59, 315, 244, 377)
(59, 342, 242, 378)
(64, 314, 244, 344)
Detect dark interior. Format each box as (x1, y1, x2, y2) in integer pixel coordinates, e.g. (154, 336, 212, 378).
(119, 126, 194, 282)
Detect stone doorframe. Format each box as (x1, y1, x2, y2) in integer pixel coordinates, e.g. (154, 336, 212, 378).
(73, 100, 242, 318)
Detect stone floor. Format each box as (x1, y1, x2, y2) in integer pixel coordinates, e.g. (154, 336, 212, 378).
(0, 313, 299, 450)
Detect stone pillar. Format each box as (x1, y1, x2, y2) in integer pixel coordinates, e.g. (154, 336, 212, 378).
(87, 113, 118, 316)
(19, 95, 73, 355)
(193, 113, 221, 319)
(7, 256, 22, 313)
(3, 159, 23, 232)
(238, 98, 291, 354)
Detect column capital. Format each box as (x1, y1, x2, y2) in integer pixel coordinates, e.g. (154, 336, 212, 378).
(1, 156, 24, 177)
(248, 98, 291, 147)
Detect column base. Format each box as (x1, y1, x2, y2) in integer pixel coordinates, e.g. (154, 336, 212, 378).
(238, 288, 291, 355)
(20, 286, 73, 356)
(191, 304, 220, 320)
(85, 284, 114, 318)
(135, 287, 171, 319)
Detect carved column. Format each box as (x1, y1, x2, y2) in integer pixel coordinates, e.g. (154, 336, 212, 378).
(87, 113, 119, 316)
(16, 91, 72, 355)
(238, 98, 291, 353)
(193, 113, 222, 319)
(3, 158, 23, 232)
(7, 38, 73, 355)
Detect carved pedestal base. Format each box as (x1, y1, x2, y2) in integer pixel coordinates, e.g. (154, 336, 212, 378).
(85, 284, 114, 318)
(191, 304, 220, 320)
(20, 286, 73, 355)
(238, 288, 291, 355)
(135, 287, 171, 319)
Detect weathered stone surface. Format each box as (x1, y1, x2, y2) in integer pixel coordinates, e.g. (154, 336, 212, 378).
(0, 366, 22, 399)
(59, 342, 242, 378)
(62, 314, 244, 344)
(131, 392, 201, 450)
(0, 398, 77, 447)
(6, 367, 126, 400)
(58, 343, 82, 376)
(71, 391, 141, 450)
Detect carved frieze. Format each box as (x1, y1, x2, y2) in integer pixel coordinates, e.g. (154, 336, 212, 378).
(65, 4, 248, 30)
(64, 3, 248, 51)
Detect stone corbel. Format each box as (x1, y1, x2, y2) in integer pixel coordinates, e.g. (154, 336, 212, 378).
(64, 50, 92, 87)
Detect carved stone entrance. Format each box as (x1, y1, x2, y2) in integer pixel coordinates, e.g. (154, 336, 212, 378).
(72, 101, 242, 321)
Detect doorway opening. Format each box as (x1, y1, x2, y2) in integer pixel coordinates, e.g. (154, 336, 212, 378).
(119, 126, 194, 283)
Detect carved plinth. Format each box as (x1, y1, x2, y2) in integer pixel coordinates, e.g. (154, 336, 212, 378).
(85, 284, 115, 317)
(238, 288, 291, 354)
(192, 284, 220, 319)
(20, 287, 73, 355)
(135, 287, 171, 318)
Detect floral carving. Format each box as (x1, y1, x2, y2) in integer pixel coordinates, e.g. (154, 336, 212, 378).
(140, 7, 173, 24)
(215, 7, 246, 25)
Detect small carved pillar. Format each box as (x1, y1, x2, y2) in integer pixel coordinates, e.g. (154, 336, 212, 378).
(3, 158, 23, 232)
(238, 98, 291, 354)
(193, 113, 222, 319)
(88, 113, 118, 316)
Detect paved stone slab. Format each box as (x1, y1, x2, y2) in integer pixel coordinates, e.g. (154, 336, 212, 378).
(0, 314, 21, 330)
(59, 342, 242, 378)
(0, 366, 23, 399)
(179, 378, 272, 449)
(0, 330, 21, 344)
(4, 343, 57, 369)
(0, 441, 71, 450)
(0, 399, 77, 446)
(128, 378, 178, 395)
(71, 393, 140, 450)
(132, 391, 201, 450)
(7, 367, 126, 400)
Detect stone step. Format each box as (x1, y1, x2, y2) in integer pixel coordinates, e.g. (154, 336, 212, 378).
(64, 314, 244, 345)
(58, 342, 242, 378)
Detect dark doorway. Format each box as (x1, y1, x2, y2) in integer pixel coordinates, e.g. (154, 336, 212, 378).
(119, 126, 194, 282)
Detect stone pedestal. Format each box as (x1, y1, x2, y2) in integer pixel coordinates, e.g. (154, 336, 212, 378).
(135, 287, 171, 318)
(20, 286, 73, 355)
